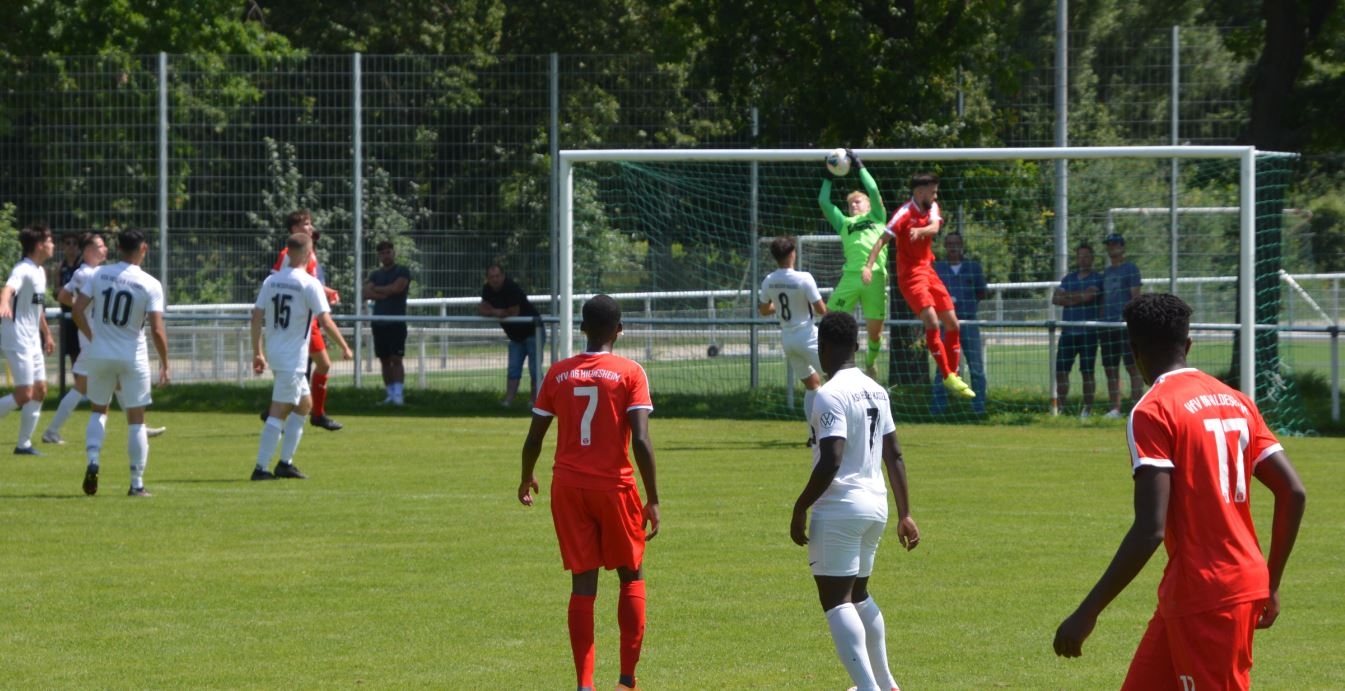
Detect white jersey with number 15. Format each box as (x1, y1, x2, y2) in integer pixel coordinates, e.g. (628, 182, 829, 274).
(255, 266, 330, 374)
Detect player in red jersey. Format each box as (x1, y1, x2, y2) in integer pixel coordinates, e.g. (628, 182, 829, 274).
(861, 172, 973, 399)
(267, 210, 343, 431)
(519, 294, 660, 691)
(1054, 293, 1306, 690)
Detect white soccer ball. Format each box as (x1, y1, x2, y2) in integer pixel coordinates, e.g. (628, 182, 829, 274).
(825, 148, 851, 176)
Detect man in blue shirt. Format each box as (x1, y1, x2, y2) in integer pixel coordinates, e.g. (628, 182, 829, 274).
(1099, 233, 1143, 418)
(1052, 243, 1104, 417)
(930, 232, 987, 414)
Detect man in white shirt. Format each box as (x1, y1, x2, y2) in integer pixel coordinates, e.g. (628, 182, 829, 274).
(791, 311, 921, 691)
(72, 229, 170, 497)
(250, 233, 351, 481)
(759, 235, 827, 443)
(0, 224, 56, 455)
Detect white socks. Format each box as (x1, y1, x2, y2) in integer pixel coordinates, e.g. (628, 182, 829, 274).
(17, 399, 42, 447)
(825, 603, 879, 691)
(46, 389, 86, 436)
(854, 596, 898, 690)
(278, 412, 305, 461)
(127, 423, 148, 489)
(86, 412, 108, 467)
(256, 417, 284, 470)
(0, 393, 18, 417)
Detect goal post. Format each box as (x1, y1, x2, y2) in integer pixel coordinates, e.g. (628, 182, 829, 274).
(556, 146, 1305, 425)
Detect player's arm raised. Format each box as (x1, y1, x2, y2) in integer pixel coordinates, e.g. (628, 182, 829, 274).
(628, 408, 659, 539)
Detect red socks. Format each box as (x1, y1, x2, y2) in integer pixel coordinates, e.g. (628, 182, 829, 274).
(944, 327, 962, 374)
(568, 594, 596, 688)
(618, 580, 647, 680)
(311, 373, 329, 417)
(925, 328, 951, 377)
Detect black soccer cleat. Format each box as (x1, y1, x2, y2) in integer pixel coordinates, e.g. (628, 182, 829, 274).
(310, 414, 343, 431)
(127, 487, 152, 497)
(250, 467, 277, 481)
(13, 445, 43, 456)
(82, 466, 99, 496)
(273, 461, 307, 480)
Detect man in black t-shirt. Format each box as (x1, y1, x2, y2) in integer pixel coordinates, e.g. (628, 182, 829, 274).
(362, 240, 412, 405)
(479, 264, 543, 406)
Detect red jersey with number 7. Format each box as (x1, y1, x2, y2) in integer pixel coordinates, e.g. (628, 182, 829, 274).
(1126, 367, 1282, 617)
(533, 351, 653, 491)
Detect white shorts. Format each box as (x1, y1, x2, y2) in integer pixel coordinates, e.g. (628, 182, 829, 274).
(85, 357, 153, 408)
(781, 327, 821, 379)
(807, 515, 886, 577)
(3, 348, 46, 387)
(271, 370, 311, 405)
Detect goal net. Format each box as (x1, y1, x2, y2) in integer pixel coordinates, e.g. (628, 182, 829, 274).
(557, 148, 1314, 433)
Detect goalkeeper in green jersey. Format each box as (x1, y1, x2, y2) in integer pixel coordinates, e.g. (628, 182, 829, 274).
(818, 148, 889, 377)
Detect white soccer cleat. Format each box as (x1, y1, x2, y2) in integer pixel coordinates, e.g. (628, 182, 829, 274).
(146, 426, 167, 438)
(41, 429, 66, 445)
(1104, 409, 1123, 420)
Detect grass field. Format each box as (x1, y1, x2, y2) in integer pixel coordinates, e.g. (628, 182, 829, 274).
(1, 413, 1342, 689)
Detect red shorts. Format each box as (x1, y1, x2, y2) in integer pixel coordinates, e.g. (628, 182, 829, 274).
(898, 265, 955, 314)
(309, 319, 326, 353)
(1121, 599, 1263, 691)
(549, 481, 645, 573)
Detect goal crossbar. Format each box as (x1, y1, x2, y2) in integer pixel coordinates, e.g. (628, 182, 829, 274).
(556, 146, 1263, 399)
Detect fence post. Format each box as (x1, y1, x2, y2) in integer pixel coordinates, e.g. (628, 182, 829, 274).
(352, 52, 364, 389)
(158, 52, 169, 297)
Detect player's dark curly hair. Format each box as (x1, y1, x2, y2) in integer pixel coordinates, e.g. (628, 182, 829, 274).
(582, 294, 622, 332)
(19, 224, 51, 255)
(910, 172, 940, 191)
(769, 235, 796, 262)
(817, 311, 858, 351)
(1123, 293, 1191, 353)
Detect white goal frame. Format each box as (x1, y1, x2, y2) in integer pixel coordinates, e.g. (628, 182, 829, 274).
(557, 146, 1262, 398)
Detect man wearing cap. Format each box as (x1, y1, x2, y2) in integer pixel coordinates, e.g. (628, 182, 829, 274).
(1099, 233, 1143, 418)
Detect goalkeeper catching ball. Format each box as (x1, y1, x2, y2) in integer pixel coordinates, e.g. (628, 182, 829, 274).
(817, 147, 889, 378)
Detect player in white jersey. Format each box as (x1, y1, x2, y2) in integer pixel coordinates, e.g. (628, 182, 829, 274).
(71, 229, 169, 497)
(791, 311, 920, 691)
(759, 235, 828, 444)
(250, 233, 351, 481)
(0, 224, 56, 455)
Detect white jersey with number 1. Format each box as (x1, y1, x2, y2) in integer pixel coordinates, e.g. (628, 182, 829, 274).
(255, 266, 330, 374)
(1, 258, 48, 353)
(760, 268, 822, 332)
(79, 262, 164, 362)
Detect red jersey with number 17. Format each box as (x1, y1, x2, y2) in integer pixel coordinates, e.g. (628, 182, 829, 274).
(1127, 367, 1282, 617)
(534, 351, 653, 491)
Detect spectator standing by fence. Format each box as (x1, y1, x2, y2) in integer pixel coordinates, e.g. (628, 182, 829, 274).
(363, 240, 412, 406)
(480, 264, 543, 407)
(1100, 233, 1144, 418)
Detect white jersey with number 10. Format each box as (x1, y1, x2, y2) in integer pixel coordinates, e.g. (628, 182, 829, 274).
(79, 262, 165, 363)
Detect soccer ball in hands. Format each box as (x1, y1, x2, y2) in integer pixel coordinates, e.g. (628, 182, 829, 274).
(825, 148, 851, 177)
